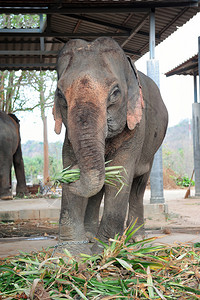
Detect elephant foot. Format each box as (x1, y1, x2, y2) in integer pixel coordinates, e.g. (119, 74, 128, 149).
(85, 231, 96, 243)
(1, 194, 13, 200)
(52, 240, 92, 258)
(127, 227, 146, 243)
(91, 241, 105, 254)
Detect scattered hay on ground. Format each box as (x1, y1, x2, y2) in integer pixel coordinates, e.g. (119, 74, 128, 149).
(0, 223, 200, 299)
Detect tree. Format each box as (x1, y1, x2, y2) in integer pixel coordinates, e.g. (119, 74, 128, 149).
(29, 70, 57, 184)
(0, 14, 42, 113)
(0, 13, 57, 185)
(0, 70, 39, 113)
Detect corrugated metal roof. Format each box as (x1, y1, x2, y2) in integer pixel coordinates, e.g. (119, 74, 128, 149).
(165, 54, 198, 76)
(0, 0, 199, 70)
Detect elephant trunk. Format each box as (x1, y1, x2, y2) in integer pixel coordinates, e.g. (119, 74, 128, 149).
(68, 102, 106, 198)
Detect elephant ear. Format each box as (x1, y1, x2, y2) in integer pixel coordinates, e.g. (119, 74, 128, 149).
(126, 57, 144, 130)
(53, 89, 63, 134)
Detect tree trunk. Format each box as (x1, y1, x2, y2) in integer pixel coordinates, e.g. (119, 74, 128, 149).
(39, 72, 49, 185)
(43, 115, 49, 185)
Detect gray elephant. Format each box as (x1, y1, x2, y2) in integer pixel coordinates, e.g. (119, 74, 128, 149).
(53, 37, 168, 254)
(0, 111, 27, 200)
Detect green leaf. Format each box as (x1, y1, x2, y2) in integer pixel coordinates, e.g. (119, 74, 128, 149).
(115, 258, 134, 272)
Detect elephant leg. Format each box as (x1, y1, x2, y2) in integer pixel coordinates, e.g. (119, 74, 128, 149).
(92, 186, 130, 253)
(56, 135, 91, 255)
(84, 187, 104, 242)
(0, 159, 13, 200)
(59, 185, 91, 255)
(127, 168, 152, 239)
(13, 144, 27, 196)
(91, 157, 134, 253)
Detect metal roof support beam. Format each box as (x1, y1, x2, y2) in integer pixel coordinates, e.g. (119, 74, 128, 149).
(0, 63, 56, 69)
(0, 31, 129, 38)
(147, 8, 165, 204)
(64, 14, 132, 34)
(121, 13, 149, 48)
(0, 51, 58, 55)
(64, 13, 157, 39)
(0, 1, 198, 14)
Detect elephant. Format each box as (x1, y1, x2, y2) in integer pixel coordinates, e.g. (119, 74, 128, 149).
(53, 37, 168, 254)
(0, 111, 27, 200)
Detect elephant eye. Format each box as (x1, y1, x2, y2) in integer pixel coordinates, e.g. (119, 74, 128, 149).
(57, 88, 65, 99)
(109, 85, 121, 104)
(57, 88, 67, 107)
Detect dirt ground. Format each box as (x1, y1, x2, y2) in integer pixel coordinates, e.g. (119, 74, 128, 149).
(144, 189, 200, 233)
(0, 220, 59, 239)
(0, 168, 199, 240)
(0, 189, 200, 239)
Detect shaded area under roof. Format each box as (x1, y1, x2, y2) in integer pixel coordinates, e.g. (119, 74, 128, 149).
(0, 0, 199, 70)
(165, 54, 198, 76)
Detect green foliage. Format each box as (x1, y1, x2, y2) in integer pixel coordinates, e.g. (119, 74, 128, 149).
(0, 226, 200, 299)
(175, 175, 195, 187)
(20, 141, 62, 184)
(54, 162, 127, 195)
(49, 156, 62, 180)
(23, 156, 43, 184)
(0, 14, 44, 29)
(23, 155, 62, 184)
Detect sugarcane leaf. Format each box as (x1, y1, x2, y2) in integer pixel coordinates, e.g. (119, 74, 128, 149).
(115, 258, 134, 272)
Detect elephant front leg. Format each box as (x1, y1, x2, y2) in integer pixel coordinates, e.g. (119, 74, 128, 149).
(58, 184, 92, 255)
(91, 159, 133, 253)
(84, 188, 104, 242)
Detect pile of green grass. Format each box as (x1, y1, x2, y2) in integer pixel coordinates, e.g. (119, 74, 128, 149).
(0, 221, 200, 299)
(54, 161, 127, 195)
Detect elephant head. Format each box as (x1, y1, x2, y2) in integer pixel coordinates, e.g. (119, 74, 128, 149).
(53, 37, 144, 198)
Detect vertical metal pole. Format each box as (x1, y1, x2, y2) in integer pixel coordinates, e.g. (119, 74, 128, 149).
(194, 75, 197, 103)
(147, 9, 165, 204)
(149, 8, 155, 60)
(199, 36, 200, 102)
(40, 14, 45, 52)
(192, 36, 200, 196)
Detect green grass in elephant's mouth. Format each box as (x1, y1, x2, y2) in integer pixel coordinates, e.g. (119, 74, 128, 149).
(53, 161, 128, 196)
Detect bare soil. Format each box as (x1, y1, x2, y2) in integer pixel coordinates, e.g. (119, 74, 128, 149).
(1, 192, 200, 239)
(0, 220, 59, 239)
(0, 168, 199, 239)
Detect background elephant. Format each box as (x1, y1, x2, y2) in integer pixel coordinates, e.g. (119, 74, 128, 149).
(53, 37, 168, 254)
(0, 111, 27, 200)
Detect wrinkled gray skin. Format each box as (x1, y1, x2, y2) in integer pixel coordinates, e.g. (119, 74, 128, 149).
(53, 37, 168, 254)
(0, 111, 27, 200)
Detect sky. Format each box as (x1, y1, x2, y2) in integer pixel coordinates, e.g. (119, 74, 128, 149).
(18, 12, 200, 144)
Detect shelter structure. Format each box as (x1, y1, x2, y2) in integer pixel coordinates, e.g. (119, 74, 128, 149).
(166, 36, 200, 196)
(0, 0, 200, 203)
